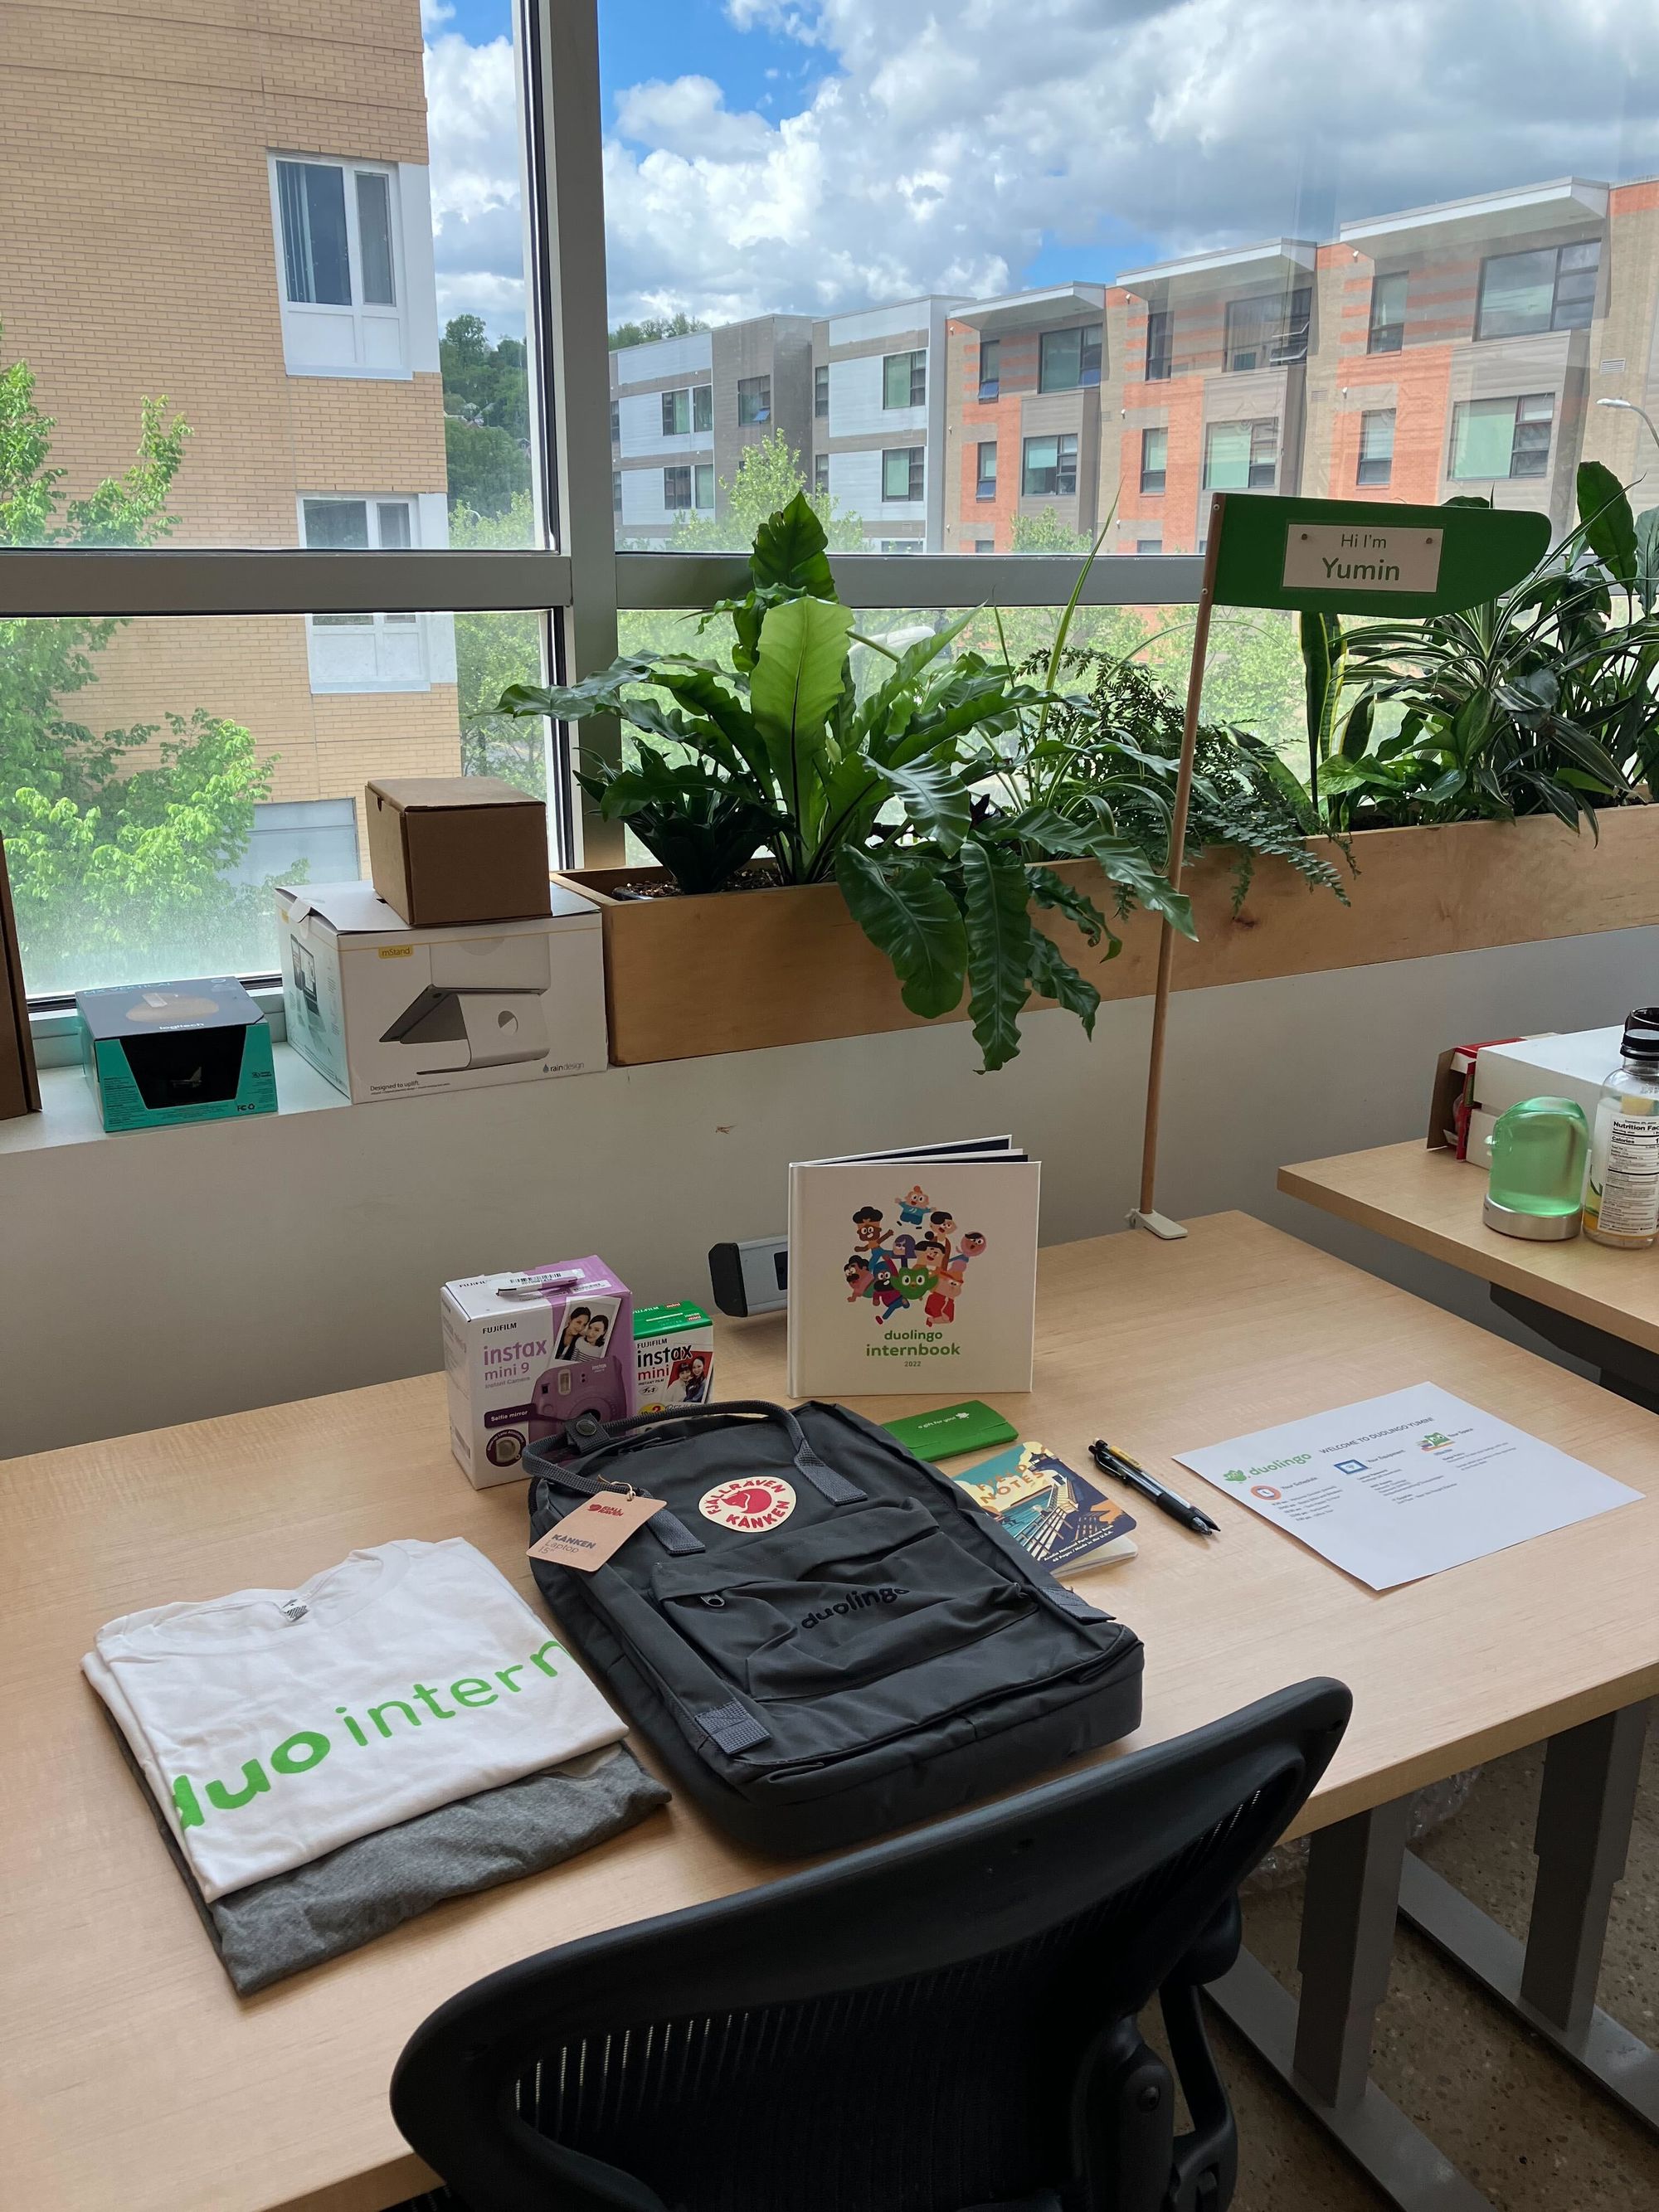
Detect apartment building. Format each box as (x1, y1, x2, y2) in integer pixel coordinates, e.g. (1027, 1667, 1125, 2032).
(941, 286, 1107, 554)
(0, 0, 455, 881)
(812, 299, 968, 552)
(611, 315, 813, 543)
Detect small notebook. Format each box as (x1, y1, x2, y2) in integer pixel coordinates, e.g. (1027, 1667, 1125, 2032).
(947, 1442, 1138, 1573)
(786, 1136, 1040, 1398)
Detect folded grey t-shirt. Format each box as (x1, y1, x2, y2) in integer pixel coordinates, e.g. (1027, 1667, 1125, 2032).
(109, 1717, 669, 1996)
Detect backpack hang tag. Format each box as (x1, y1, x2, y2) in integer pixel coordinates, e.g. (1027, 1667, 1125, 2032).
(529, 1491, 665, 1571)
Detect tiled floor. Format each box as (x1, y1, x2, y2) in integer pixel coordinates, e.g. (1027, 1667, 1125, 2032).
(1215, 1710, 1659, 2210)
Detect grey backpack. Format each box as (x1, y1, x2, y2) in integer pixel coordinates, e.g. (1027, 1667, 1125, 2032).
(526, 1400, 1144, 1855)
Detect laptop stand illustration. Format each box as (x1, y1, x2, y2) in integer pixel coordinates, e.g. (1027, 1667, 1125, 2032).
(379, 934, 552, 1072)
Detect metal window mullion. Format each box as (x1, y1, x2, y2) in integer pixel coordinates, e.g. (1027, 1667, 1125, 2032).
(0, 548, 573, 617)
(614, 551, 1205, 610)
(526, 0, 622, 865)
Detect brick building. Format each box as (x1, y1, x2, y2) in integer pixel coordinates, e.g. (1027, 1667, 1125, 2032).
(0, 0, 457, 881)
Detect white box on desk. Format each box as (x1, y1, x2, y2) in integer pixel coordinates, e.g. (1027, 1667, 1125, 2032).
(276, 880, 606, 1104)
(1469, 1029, 1623, 1165)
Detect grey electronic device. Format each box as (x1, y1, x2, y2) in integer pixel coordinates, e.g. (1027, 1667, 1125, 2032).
(708, 1235, 788, 1317)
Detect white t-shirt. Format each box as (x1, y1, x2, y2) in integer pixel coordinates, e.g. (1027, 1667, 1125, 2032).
(85, 1538, 625, 1901)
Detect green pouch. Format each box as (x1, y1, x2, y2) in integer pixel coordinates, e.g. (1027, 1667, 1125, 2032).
(882, 1399, 1019, 1463)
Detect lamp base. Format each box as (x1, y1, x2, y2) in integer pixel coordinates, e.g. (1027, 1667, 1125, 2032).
(1127, 1208, 1189, 1242)
(1481, 1194, 1582, 1242)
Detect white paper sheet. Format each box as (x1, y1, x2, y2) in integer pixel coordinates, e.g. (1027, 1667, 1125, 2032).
(1174, 1383, 1642, 1591)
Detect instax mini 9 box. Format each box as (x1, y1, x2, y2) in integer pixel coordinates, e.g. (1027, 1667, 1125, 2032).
(441, 1258, 636, 1487)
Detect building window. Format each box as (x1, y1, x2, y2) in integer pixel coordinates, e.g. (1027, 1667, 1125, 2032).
(1477, 241, 1600, 340)
(883, 349, 927, 409)
(1146, 309, 1172, 382)
(1136, 538, 1163, 555)
(1022, 432, 1078, 497)
(693, 382, 713, 434)
(1202, 418, 1278, 490)
(1140, 426, 1168, 494)
(815, 451, 830, 495)
(299, 497, 426, 690)
(815, 363, 830, 418)
(882, 446, 925, 501)
(975, 440, 998, 500)
(1368, 271, 1408, 354)
(1356, 408, 1395, 487)
(974, 537, 995, 553)
(271, 156, 405, 375)
(612, 469, 622, 514)
(664, 464, 693, 509)
(1224, 288, 1311, 371)
(1039, 323, 1103, 391)
(1450, 392, 1555, 479)
(662, 388, 690, 436)
(737, 375, 771, 425)
(610, 399, 620, 445)
(694, 463, 715, 510)
(877, 537, 921, 554)
(234, 799, 361, 889)
(978, 339, 1000, 401)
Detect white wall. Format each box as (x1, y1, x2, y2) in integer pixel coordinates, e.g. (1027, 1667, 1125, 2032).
(611, 332, 713, 386)
(615, 391, 713, 461)
(827, 355, 927, 441)
(5, 928, 1657, 1458)
(829, 448, 926, 521)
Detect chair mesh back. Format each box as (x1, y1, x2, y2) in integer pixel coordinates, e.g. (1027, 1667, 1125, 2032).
(509, 1791, 1265, 2212)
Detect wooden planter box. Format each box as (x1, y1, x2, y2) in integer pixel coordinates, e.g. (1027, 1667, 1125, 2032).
(562, 805, 1659, 1067)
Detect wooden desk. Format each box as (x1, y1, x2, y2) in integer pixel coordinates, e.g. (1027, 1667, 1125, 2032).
(1282, 1140, 1659, 1424)
(5, 1214, 1658, 2212)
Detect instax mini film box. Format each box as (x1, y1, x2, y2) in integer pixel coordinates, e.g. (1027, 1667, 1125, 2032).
(635, 1301, 715, 1412)
(442, 1259, 636, 1487)
(278, 879, 606, 1105)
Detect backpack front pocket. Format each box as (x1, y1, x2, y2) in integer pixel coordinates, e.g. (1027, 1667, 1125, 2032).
(650, 1501, 1034, 1701)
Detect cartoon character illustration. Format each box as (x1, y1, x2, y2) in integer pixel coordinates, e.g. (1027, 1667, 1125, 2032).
(889, 1232, 918, 1266)
(844, 1252, 873, 1301)
(896, 1184, 930, 1228)
(918, 1236, 958, 1322)
(896, 1262, 937, 1310)
(868, 1253, 908, 1323)
(853, 1205, 886, 1252)
(927, 1208, 957, 1257)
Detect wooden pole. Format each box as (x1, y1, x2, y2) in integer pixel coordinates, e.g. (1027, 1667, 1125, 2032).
(1133, 511, 1224, 1237)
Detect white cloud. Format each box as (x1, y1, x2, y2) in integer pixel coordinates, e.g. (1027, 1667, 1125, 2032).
(424, 1, 1659, 337)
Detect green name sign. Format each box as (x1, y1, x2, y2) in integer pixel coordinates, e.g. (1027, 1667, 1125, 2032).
(1209, 492, 1550, 617)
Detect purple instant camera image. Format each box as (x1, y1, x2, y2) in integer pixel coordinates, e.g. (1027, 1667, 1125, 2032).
(441, 1256, 635, 1487)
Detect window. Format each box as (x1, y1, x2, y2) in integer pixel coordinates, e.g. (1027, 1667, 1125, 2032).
(1477, 241, 1600, 339)
(976, 440, 998, 500)
(662, 388, 689, 436)
(974, 537, 995, 553)
(664, 464, 693, 509)
(299, 497, 427, 690)
(815, 363, 830, 418)
(815, 451, 830, 494)
(1038, 323, 1103, 391)
(1146, 310, 1172, 382)
(876, 538, 921, 553)
(229, 799, 360, 890)
(1140, 426, 1168, 494)
(1135, 538, 1163, 554)
(1022, 432, 1078, 496)
(1450, 392, 1555, 479)
(1224, 288, 1311, 370)
(271, 156, 405, 375)
(737, 375, 771, 425)
(694, 463, 715, 511)
(1356, 409, 1395, 487)
(613, 469, 622, 514)
(1368, 271, 1408, 354)
(1203, 418, 1277, 490)
(978, 339, 1000, 401)
(882, 446, 925, 501)
(610, 400, 620, 445)
(883, 349, 927, 408)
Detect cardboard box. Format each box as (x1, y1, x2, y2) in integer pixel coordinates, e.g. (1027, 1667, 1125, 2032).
(75, 978, 276, 1133)
(1472, 1030, 1623, 1164)
(635, 1301, 716, 1412)
(0, 834, 40, 1121)
(441, 1259, 636, 1487)
(277, 880, 606, 1104)
(367, 776, 551, 927)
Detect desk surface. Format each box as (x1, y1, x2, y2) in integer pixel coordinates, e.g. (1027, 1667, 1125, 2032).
(6, 1213, 1659, 2212)
(1281, 1140, 1659, 1359)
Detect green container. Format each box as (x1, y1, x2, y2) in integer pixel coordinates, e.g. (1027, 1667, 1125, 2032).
(76, 978, 277, 1133)
(1484, 1095, 1588, 1242)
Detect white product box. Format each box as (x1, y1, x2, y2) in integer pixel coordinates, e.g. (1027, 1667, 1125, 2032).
(441, 1260, 635, 1488)
(1471, 1029, 1623, 1166)
(276, 880, 607, 1103)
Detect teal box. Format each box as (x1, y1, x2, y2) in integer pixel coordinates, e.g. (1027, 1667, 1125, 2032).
(75, 978, 277, 1133)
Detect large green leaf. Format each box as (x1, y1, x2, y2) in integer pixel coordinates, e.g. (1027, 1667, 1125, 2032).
(1078, 832, 1195, 937)
(1636, 508, 1659, 615)
(834, 848, 966, 1019)
(749, 596, 854, 829)
(652, 665, 770, 785)
(1026, 931, 1101, 1038)
(877, 757, 973, 853)
(496, 655, 664, 721)
(961, 837, 1039, 1072)
(749, 491, 836, 598)
(1577, 461, 1637, 591)
(1027, 864, 1117, 953)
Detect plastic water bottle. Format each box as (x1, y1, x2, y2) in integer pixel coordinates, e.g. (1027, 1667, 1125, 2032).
(1584, 1008, 1659, 1249)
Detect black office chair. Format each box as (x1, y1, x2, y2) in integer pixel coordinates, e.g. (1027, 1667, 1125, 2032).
(392, 1678, 1350, 2212)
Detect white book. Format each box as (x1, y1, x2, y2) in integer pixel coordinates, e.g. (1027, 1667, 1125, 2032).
(786, 1138, 1041, 1398)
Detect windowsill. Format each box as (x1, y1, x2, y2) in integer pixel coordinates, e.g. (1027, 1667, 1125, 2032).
(284, 364, 416, 382)
(308, 678, 435, 695)
(0, 1043, 348, 1158)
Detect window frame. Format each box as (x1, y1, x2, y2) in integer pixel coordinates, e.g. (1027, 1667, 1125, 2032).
(1021, 431, 1078, 498)
(882, 348, 927, 409)
(1356, 408, 1395, 487)
(1139, 425, 1167, 495)
(737, 373, 772, 426)
(1038, 323, 1103, 392)
(1368, 270, 1408, 355)
(1449, 391, 1556, 480)
(1223, 287, 1311, 372)
(1145, 309, 1172, 382)
(881, 445, 925, 503)
(1202, 417, 1278, 492)
(977, 338, 1000, 401)
(1476, 240, 1601, 341)
(975, 440, 998, 501)
(814, 363, 830, 419)
(268, 152, 410, 380)
(297, 493, 432, 693)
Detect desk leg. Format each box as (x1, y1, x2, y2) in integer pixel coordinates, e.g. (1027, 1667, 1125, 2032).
(1209, 1798, 1493, 2211)
(1399, 1702, 1658, 2135)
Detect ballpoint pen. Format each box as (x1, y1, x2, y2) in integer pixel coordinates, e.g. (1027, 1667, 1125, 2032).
(1089, 1440, 1220, 1536)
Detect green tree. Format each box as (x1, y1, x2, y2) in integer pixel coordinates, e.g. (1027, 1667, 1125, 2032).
(450, 494, 547, 793)
(443, 415, 531, 522)
(0, 330, 279, 990)
(1009, 509, 1094, 554)
(666, 426, 864, 554)
(608, 311, 707, 350)
(439, 315, 529, 440)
